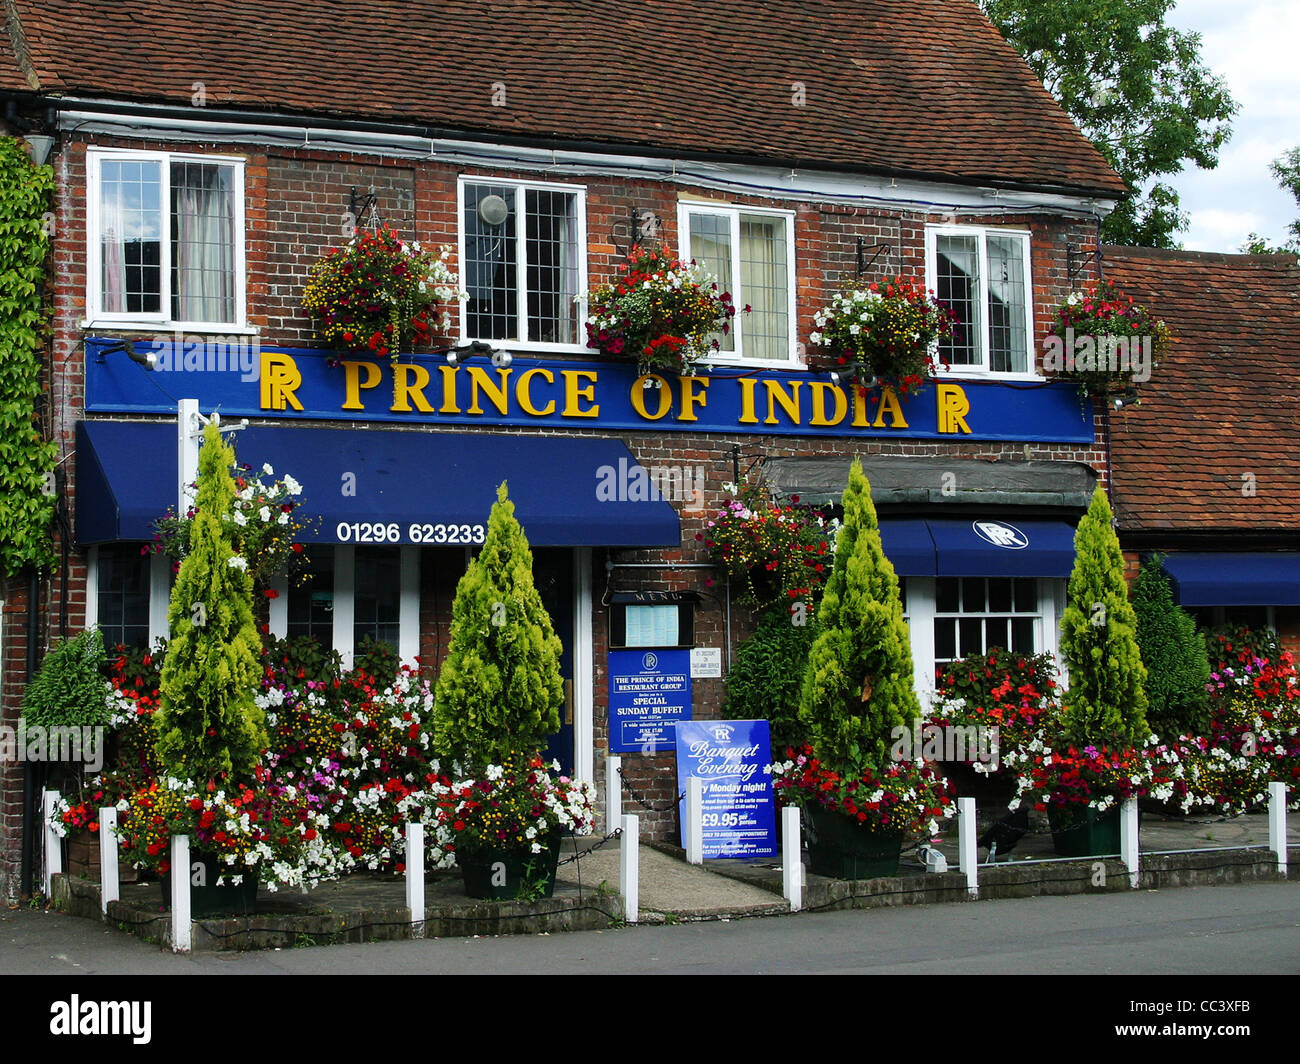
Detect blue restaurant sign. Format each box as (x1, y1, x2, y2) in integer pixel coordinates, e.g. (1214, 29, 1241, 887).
(608, 649, 692, 753)
(86, 339, 1095, 443)
(675, 719, 777, 859)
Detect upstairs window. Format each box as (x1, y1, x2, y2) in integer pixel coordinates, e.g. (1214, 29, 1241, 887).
(87, 149, 245, 328)
(927, 226, 1032, 374)
(460, 178, 585, 346)
(679, 203, 795, 363)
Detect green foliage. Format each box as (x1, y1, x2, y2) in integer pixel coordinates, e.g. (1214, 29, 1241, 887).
(432, 481, 563, 766)
(0, 136, 57, 577)
(260, 633, 342, 687)
(797, 459, 919, 777)
(979, 0, 1238, 247)
(725, 606, 819, 753)
(22, 629, 110, 729)
(1058, 486, 1149, 747)
(1240, 146, 1300, 255)
(1132, 556, 1210, 738)
(353, 633, 400, 689)
(154, 420, 267, 784)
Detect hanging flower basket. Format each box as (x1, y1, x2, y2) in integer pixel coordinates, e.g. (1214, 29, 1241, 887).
(806, 278, 953, 396)
(301, 226, 459, 365)
(1046, 279, 1170, 398)
(583, 245, 744, 377)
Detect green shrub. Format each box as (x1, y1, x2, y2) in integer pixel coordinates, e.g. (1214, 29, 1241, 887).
(353, 634, 400, 689)
(725, 607, 818, 753)
(1132, 556, 1210, 737)
(21, 628, 110, 729)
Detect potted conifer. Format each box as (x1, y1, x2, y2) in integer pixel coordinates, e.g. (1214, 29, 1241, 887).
(1045, 485, 1151, 855)
(772, 459, 953, 878)
(431, 481, 593, 899)
(151, 417, 268, 914)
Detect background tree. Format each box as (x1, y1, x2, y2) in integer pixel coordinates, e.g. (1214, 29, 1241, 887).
(1058, 486, 1149, 747)
(1241, 146, 1300, 254)
(979, 0, 1237, 248)
(797, 459, 918, 776)
(1132, 555, 1210, 738)
(433, 481, 563, 766)
(0, 136, 57, 578)
(154, 419, 266, 784)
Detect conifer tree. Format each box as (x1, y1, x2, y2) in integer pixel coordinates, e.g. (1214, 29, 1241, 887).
(433, 481, 563, 766)
(797, 459, 919, 777)
(155, 418, 266, 783)
(1058, 486, 1149, 748)
(1132, 555, 1210, 738)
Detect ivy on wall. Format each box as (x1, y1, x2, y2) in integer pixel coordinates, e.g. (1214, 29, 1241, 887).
(0, 136, 56, 578)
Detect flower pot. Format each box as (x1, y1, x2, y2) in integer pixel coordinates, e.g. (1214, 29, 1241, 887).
(458, 836, 563, 901)
(63, 832, 99, 880)
(1048, 804, 1122, 857)
(160, 851, 259, 917)
(804, 806, 904, 880)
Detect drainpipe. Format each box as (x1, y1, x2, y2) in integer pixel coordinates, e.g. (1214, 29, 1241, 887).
(19, 569, 38, 897)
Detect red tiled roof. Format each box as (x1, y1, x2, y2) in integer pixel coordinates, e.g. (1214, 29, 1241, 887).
(1, 0, 1125, 197)
(1105, 246, 1300, 534)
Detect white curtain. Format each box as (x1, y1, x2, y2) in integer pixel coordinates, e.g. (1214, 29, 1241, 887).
(740, 216, 788, 360)
(173, 163, 234, 323)
(558, 194, 579, 343)
(688, 212, 734, 352)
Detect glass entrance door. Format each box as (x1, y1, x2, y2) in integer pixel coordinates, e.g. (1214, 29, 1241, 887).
(533, 548, 575, 776)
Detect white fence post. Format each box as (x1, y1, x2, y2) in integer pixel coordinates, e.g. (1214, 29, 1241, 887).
(620, 813, 639, 924)
(405, 822, 425, 939)
(606, 755, 622, 835)
(685, 776, 703, 865)
(99, 807, 119, 914)
(1269, 782, 1289, 877)
(1120, 799, 1140, 889)
(42, 789, 62, 896)
(171, 834, 192, 954)
(782, 806, 802, 912)
(957, 796, 978, 898)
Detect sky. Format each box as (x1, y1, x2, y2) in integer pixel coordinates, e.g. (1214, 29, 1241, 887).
(1165, 0, 1299, 252)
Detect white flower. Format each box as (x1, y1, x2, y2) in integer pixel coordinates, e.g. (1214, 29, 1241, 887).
(262, 463, 274, 476)
(277, 511, 290, 525)
(259, 506, 271, 522)
(282, 475, 301, 496)
(849, 324, 861, 335)
(228, 556, 249, 571)
(233, 510, 248, 526)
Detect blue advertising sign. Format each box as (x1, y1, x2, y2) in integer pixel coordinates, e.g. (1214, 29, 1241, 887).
(675, 720, 777, 859)
(85, 339, 1095, 444)
(608, 649, 691, 753)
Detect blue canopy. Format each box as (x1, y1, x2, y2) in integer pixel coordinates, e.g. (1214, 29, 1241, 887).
(877, 518, 1078, 578)
(76, 420, 681, 548)
(1159, 552, 1300, 606)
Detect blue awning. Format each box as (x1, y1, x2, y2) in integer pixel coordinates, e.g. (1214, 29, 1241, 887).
(927, 518, 1077, 577)
(878, 519, 937, 576)
(1160, 553, 1300, 606)
(76, 421, 681, 548)
(876, 517, 1077, 579)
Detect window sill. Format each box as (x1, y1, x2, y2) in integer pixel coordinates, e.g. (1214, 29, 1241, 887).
(82, 320, 258, 336)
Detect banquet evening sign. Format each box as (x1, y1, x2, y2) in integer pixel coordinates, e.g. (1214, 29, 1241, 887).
(675, 720, 777, 859)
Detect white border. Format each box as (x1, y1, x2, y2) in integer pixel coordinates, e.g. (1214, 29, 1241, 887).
(84, 147, 248, 331)
(456, 175, 589, 353)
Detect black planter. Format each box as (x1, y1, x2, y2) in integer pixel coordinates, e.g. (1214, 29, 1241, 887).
(804, 806, 904, 879)
(458, 836, 563, 901)
(160, 851, 259, 917)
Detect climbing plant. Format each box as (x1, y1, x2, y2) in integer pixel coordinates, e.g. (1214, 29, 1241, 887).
(0, 136, 57, 577)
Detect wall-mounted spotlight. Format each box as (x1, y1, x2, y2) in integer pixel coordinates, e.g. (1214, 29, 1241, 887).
(1112, 389, 1140, 410)
(95, 339, 156, 371)
(442, 340, 509, 368)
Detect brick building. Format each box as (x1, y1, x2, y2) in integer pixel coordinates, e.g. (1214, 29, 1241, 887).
(0, 0, 1127, 897)
(1105, 246, 1300, 649)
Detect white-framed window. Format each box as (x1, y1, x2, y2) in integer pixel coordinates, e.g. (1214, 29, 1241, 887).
(458, 177, 587, 348)
(84, 544, 171, 651)
(926, 225, 1034, 375)
(678, 201, 796, 365)
(904, 576, 1063, 708)
(85, 148, 247, 330)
